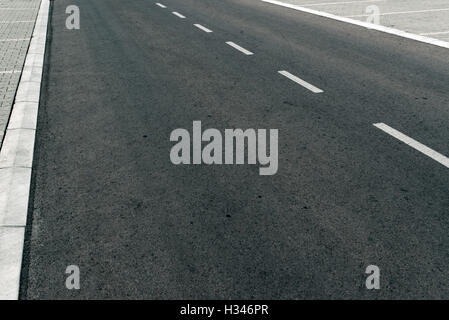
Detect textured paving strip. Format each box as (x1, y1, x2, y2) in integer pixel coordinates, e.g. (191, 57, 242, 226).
(0, 0, 41, 148)
(0, 0, 47, 300)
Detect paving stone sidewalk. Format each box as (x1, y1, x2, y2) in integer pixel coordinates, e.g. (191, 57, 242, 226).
(0, 0, 41, 148)
(271, 0, 449, 41)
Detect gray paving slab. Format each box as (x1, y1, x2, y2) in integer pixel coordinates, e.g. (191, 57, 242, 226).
(0, 0, 40, 149)
(275, 0, 449, 41)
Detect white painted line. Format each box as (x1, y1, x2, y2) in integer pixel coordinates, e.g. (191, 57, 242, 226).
(155, 3, 166, 8)
(0, 8, 36, 10)
(302, 0, 385, 7)
(0, 21, 34, 23)
(0, 38, 30, 42)
(225, 41, 254, 55)
(0, 70, 21, 74)
(347, 8, 449, 17)
(278, 70, 323, 93)
(0, 0, 50, 300)
(172, 11, 186, 19)
(194, 24, 213, 33)
(373, 123, 449, 169)
(420, 30, 449, 36)
(261, 0, 449, 50)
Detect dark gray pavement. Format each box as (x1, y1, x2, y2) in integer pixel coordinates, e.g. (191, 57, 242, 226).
(21, 0, 449, 299)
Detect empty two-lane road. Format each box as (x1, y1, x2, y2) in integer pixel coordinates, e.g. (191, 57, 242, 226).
(21, 0, 449, 299)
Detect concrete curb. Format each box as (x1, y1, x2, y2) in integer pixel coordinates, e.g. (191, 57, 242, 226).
(0, 0, 50, 300)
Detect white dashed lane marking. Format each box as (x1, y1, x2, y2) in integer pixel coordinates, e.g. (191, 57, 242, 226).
(194, 24, 213, 33)
(373, 123, 449, 169)
(278, 70, 323, 93)
(225, 41, 254, 55)
(155, 3, 166, 8)
(172, 11, 186, 18)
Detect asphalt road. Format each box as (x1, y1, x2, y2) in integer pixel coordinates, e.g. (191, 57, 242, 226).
(21, 0, 449, 299)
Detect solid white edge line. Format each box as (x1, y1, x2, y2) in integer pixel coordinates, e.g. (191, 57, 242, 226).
(155, 3, 166, 8)
(278, 70, 323, 93)
(373, 123, 449, 169)
(172, 11, 186, 19)
(225, 41, 254, 55)
(0, 0, 50, 300)
(194, 24, 213, 33)
(261, 0, 449, 50)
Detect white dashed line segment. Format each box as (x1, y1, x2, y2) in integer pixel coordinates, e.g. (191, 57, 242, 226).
(155, 3, 166, 8)
(194, 24, 213, 33)
(278, 70, 323, 93)
(225, 41, 254, 55)
(373, 123, 449, 169)
(172, 11, 186, 18)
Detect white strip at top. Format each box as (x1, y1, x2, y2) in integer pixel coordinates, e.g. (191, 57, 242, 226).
(261, 0, 449, 50)
(156, 3, 167, 8)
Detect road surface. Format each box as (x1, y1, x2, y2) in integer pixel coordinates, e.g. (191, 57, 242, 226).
(20, 0, 449, 299)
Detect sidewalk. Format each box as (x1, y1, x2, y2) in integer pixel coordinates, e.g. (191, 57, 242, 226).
(265, 0, 449, 42)
(0, 0, 41, 148)
(0, 0, 47, 300)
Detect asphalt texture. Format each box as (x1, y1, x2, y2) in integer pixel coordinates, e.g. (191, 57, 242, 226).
(21, 0, 449, 299)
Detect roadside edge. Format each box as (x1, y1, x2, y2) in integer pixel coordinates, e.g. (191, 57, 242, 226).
(0, 0, 50, 300)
